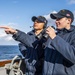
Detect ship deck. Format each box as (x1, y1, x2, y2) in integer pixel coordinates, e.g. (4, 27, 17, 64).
(0, 67, 6, 75)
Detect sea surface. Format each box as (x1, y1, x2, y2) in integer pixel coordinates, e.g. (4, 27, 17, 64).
(0, 45, 22, 60)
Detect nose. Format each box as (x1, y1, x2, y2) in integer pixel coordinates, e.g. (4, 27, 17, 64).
(34, 21, 37, 24)
(55, 20, 58, 24)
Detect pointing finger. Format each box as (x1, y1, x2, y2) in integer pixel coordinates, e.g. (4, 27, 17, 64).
(0, 26, 10, 29)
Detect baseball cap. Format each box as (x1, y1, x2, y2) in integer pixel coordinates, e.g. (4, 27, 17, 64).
(32, 16, 47, 27)
(50, 9, 74, 23)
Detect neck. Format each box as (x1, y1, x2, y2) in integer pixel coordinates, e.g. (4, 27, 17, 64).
(35, 29, 43, 35)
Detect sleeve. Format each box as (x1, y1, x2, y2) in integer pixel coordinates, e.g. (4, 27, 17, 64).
(12, 30, 33, 48)
(19, 43, 27, 57)
(51, 35, 75, 64)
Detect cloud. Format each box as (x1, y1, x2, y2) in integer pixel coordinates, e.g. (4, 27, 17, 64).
(0, 33, 7, 38)
(72, 11, 75, 24)
(67, 0, 75, 4)
(5, 36, 13, 41)
(44, 10, 57, 27)
(0, 22, 18, 29)
(0, 23, 19, 45)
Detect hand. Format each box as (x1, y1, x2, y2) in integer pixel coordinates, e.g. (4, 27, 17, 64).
(0, 26, 17, 34)
(46, 26, 56, 39)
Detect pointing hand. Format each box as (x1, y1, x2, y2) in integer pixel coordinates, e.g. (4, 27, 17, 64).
(0, 26, 17, 34)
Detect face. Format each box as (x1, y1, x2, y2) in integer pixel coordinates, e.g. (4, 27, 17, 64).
(55, 17, 71, 29)
(33, 19, 45, 30)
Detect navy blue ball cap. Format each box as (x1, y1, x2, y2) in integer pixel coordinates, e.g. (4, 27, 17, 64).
(50, 9, 74, 23)
(32, 16, 47, 24)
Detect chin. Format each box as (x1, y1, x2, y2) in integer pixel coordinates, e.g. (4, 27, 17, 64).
(34, 28, 39, 30)
(34, 27, 38, 29)
(57, 27, 62, 29)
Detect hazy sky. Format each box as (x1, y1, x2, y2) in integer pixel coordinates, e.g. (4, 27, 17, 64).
(0, 0, 75, 45)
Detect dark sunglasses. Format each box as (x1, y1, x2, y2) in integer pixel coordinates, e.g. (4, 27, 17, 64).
(34, 19, 44, 23)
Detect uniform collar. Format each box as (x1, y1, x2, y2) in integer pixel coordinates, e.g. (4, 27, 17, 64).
(57, 25, 75, 33)
(27, 30, 35, 35)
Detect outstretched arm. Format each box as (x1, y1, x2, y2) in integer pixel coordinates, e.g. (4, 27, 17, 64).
(0, 26, 17, 34)
(0, 26, 33, 47)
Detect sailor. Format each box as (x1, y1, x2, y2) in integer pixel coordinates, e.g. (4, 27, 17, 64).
(43, 9, 75, 75)
(0, 16, 47, 75)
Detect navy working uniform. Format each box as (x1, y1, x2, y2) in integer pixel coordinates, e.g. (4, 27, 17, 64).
(43, 25, 75, 75)
(13, 29, 45, 75)
(16, 16, 48, 75)
(12, 15, 48, 75)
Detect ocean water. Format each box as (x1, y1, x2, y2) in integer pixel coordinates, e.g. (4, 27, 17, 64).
(0, 45, 22, 60)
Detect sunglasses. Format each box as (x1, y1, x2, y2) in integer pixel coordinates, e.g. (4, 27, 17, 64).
(34, 19, 44, 23)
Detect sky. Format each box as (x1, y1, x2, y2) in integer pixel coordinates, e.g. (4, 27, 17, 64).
(0, 0, 75, 45)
